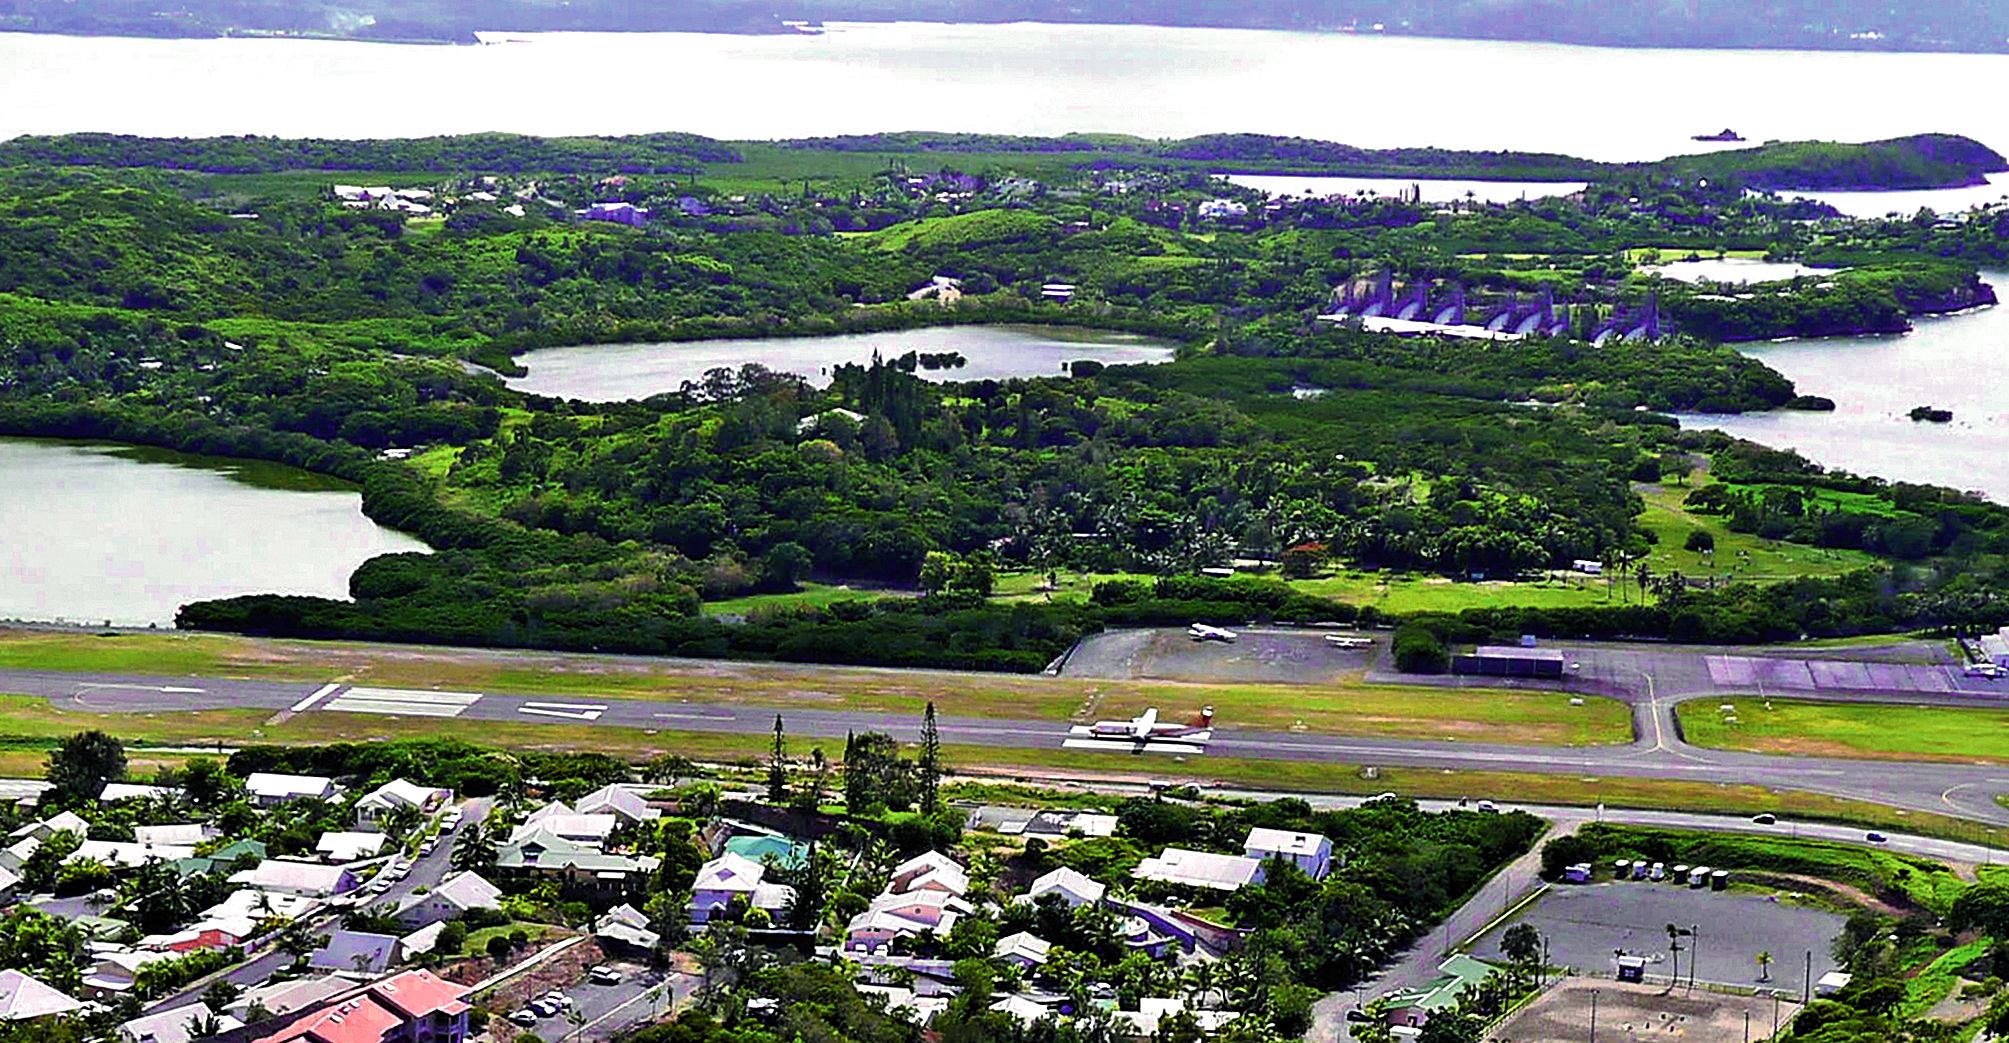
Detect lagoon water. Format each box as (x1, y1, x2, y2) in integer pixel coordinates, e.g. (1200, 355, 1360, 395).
(0, 440, 428, 626)
(1684, 284, 2009, 501)
(1222, 174, 1588, 205)
(5, 24, 2009, 161)
(508, 325, 1177, 401)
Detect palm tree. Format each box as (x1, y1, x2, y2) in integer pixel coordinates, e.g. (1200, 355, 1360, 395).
(1756, 950, 1773, 981)
(451, 821, 497, 872)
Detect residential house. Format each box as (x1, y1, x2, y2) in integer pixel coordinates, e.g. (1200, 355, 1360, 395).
(225, 975, 353, 1023)
(0, 865, 19, 904)
(1022, 866, 1106, 909)
(888, 851, 968, 897)
(254, 969, 469, 1043)
(308, 930, 401, 976)
(582, 201, 649, 226)
(119, 1004, 244, 1043)
(0, 969, 83, 1021)
(843, 890, 973, 954)
(1243, 828, 1333, 880)
(1133, 848, 1266, 892)
(494, 829, 658, 899)
(10, 810, 88, 843)
(100, 783, 182, 804)
(511, 807, 620, 848)
(134, 824, 216, 848)
(203, 885, 315, 923)
(689, 853, 795, 924)
(315, 831, 389, 864)
(595, 904, 661, 953)
(0, 836, 38, 875)
(177, 838, 267, 878)
(138, 914, 258, 953)
(354, 780, 452, 830)
(393, 871, 501, 929)
(574, 785, 660, 825)
(990, 994, 1057, 1027)
(994, 931, 1051, 969)
(244, 773, 338, 807)
(70, 839, 199, 869)
(1114, 998, 1237, 1037)
(1381, 955, 1496, 1029)
(399, 922, 446, 959)
(84, 950, 176, 996)
(229, 859, 359, 899)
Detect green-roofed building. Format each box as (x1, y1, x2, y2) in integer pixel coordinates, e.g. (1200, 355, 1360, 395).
(1381, 954, 1497, 1028)
(177, 838, 268, 878)
(724, 834, 808, 870)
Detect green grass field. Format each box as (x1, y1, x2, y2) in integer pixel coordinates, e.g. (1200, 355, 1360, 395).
(698, 583, 885, 616)
(1677, 698, 2009, 764)
(1635, 480, 1878, 583)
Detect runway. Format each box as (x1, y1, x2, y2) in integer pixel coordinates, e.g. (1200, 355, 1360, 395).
(11, 639, 2009, 827)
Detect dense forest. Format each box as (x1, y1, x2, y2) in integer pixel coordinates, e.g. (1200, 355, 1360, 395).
(2, 0, 2004, 52)
(3, 130, 2009, 667)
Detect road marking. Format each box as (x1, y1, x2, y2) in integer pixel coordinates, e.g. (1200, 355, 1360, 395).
(78, 683, 207, 694)
(288, 683, 342, 713)
(652, 711, 737, 721)
(323, 687, 483, 718)
(520, 701, 606, 721)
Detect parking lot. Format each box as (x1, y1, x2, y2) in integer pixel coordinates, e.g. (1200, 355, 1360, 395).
(499, 961, 684, 1041)
(1472, 882, 1845, 987)
(1061, 627, 1374, 684)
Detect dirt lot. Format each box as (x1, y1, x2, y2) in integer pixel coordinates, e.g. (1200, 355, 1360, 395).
(1061, 627, 1375, 684)
(1495, 978, 1801, 1043)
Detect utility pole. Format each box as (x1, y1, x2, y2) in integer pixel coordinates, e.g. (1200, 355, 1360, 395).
(1589, 989, 1598, 1043)
(1803, 951, 1812, 1005)
(1743, 1010, 1750, 1043)
(1691, 924, 1702, 993)
(1772, 993, 1781, 1037)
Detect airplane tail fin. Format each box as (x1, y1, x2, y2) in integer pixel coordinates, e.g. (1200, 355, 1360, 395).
(1194, 705, 1215, 728)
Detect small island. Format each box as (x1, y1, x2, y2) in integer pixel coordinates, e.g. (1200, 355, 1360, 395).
(1909, 405, 1954, 423)
(1693, 129, 1747, 143)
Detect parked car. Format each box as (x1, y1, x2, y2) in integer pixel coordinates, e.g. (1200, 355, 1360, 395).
(590, 966, 623, 985)
(1476, 800, 1500, 813)
(419, 839, 437, 856)
(508, 1009, 538, 1026)
(1866, 832, 1888, 844)
(1751, 813, 1777, 825)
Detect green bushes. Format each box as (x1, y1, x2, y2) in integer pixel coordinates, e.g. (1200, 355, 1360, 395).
(1391, 623, 1450, 674)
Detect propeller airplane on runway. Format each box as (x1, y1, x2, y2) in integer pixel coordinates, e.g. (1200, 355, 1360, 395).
(1063, 705, 1215, 755)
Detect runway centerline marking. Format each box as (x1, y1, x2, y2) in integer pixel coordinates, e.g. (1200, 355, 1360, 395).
(520, 701, 606, 721)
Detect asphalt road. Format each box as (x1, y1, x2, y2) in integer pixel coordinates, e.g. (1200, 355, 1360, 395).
(12, 632, 2009, 827)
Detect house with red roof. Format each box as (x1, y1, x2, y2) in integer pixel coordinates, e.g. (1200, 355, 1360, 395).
(253, 969, 468, 1043)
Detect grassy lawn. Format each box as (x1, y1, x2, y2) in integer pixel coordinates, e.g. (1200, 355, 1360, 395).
(1635, 480, 1878, 583)
(698, 583, 887, 616)
(459, 921, 561, 958)
(0, 629, 1630, 746)
(1677, 698, 2009, 765)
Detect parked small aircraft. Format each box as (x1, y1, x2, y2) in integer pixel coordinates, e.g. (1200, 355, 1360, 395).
(1187, 623, 1238, 643)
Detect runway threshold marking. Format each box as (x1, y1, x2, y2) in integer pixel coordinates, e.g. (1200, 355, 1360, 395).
(288, 683, 342, 713)
(323, 687, 483, 718)
(519, 701, 606, 721)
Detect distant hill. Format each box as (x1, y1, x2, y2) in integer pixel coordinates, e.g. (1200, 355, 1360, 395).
(1, 0, 2006, 52)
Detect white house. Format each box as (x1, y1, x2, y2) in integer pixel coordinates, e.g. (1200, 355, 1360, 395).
(228, 859, 358, 898)
(10, 810, 88, 843)
(315, 831, 389, 864)
(243, 773, 337, 807)
(120, 1002, 243, 1043)
(83, 951, 176, 995)
(353, 779, 452, 829)
(203, 887, 317, 923)
(1243, 827, 1334, 880)
(689, 852, 795, 924)
(994, 931, 1052, 968)
(69, 840, 198, 869)
(133, 824, 215, 848)
(514, 803, 620, 848)
(100, 783, 182, 804)
(394, 870, 502, 929)
(223, 974, 353, 1022)
(888, 851, 968, 897)
(574, 784, 660, 825)
(1133, 848, 1267, 892)
(0, 969, 83, 1020)
(1022, 866, 1106, 909)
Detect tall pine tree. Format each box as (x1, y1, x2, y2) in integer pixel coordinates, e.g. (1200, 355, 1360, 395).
(920, 701, 942, 813)
(767, 714, 788, 804)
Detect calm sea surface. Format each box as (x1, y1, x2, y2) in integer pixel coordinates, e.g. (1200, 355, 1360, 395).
(1683, 283, 2009, 501)
(0, 440, 428, 625)
(5, 24, 2009, 161)
(508, 326, 1177, 401)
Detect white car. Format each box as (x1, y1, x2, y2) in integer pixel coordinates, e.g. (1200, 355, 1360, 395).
(508, 1009, 538, 1026)
(590, 967, 623, 985)
(419, 839, 437, 856)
